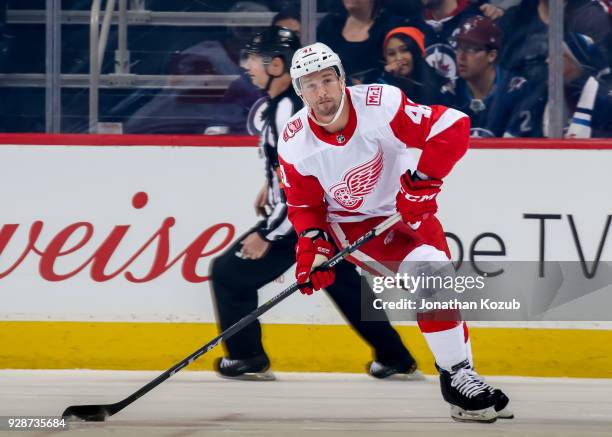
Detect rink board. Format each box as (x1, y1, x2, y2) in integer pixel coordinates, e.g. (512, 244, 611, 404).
(0, 135, 611, 376)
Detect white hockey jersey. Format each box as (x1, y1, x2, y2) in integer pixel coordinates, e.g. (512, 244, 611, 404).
(277, 84, 469, 235)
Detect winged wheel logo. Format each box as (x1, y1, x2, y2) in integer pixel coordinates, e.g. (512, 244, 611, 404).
(329, 147, 384, 210)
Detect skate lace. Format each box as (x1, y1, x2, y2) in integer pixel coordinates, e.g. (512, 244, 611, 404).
(450, 368, 492, 398)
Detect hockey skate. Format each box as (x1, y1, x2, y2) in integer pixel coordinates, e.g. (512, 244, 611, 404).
(488, 388, 514, 419)
(438, 360, 511, 423)
(470, 368, 514, 419)
(367, 358, 425, 381)
(214, 354, 276, 381)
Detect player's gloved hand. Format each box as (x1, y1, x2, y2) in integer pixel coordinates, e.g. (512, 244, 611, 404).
(295, 230, 335, 295)
(396, 170, 443, 230)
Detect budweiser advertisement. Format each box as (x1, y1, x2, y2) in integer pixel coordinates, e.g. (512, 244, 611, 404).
(0, 136, 611, 327)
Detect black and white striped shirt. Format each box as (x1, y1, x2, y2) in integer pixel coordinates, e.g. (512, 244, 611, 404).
(255, 87, 302, 242)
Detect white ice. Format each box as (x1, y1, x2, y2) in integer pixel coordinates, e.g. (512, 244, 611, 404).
(1, 370, 611, 436)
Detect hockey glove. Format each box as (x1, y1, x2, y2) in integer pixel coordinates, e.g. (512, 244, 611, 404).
(295, 230, 335, 295)
(396, 171, 442, 230)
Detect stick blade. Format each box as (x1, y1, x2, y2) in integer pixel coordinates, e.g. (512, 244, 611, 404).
(62, 404, 110, 422)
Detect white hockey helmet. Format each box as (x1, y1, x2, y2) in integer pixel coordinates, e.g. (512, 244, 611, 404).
(290, 42, 345, 96)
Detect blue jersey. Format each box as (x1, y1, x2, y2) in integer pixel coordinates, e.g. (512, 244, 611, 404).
(442, 67, 545, 137)
(565, 73, 612, 138)
(417, 3, 481, 80)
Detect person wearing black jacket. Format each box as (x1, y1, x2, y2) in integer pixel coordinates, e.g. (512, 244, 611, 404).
(377, 26, 451, 105)
(210, 25, 421, 380)
(317, 0, 408, 84)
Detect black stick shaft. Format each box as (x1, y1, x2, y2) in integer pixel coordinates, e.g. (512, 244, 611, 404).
(101, 213, 401, 416)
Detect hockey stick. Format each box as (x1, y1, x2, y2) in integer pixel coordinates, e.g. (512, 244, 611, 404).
(62, 212, 402, 422)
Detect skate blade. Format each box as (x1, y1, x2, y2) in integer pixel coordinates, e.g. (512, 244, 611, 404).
(450, 405, 498, 423)
(218, 370, 276, 381)
(496, 407, 515, 419)
(383, 369, 426, 381)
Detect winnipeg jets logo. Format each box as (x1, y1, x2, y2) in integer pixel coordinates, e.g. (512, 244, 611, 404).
(282, 118, 303, 141)
(470, 127, 494, 138)
(329, 147, 384, 210)
(508, 76, 527, 93)
(425, 44, 457, 79)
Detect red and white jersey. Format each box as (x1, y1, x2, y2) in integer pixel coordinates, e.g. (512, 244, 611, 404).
(278, 84, 470, 235)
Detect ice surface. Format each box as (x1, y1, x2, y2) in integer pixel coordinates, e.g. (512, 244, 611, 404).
(1, 370, 611, 436)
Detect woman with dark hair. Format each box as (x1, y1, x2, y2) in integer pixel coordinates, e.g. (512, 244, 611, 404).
(377, 26, 451, 105)
(317, 0, 408, 84)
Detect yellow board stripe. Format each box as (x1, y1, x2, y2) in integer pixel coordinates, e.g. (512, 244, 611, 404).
(1, 322, 611, 378)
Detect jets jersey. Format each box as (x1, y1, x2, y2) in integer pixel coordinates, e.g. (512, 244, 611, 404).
(442, 68, 542, 137)
(277, 84, 470, 235)
(418, 1, 480, 80)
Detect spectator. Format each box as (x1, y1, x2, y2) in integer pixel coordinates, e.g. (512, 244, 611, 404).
(377, 26, 451, 105)
(562, 33, 612, 138)
(317, 0, 407, 84)
(418, 0, 482, 80)
(442, 15, 543, 137)
(499, 0, 612, 81)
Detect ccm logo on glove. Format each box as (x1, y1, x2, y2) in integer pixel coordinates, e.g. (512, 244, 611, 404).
(396, 171, 443, 229)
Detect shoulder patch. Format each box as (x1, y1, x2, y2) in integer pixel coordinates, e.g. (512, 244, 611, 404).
(366, 85, 383, 106)
(282, 118, 303, 141)
(508, 76, 527, 93)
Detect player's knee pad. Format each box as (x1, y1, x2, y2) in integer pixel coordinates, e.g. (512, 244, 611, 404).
(398, 244, 456, 302)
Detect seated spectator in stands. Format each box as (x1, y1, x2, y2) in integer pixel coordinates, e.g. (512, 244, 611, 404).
(418, 0, 482, 80)
(499, 0, 612, 81)
(562, 33, 611, 138)
(317, 0, 407, 84)
(442, 15, 543, 137)
(416, 0, 515, 83)
(377, 26, 451, 105)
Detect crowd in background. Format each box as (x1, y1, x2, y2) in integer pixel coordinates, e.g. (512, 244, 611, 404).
(0, 0, 610, 137)
(225, 0, 612, 138)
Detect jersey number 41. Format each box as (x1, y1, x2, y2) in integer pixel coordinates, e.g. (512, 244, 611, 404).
(404, 104, 432, 125)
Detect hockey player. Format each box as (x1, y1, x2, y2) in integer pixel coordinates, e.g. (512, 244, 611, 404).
(277, 42, 513, 422)
(210, 26, 420, 381)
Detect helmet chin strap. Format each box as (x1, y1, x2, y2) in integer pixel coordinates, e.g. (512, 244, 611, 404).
(304, 83, 347, 127)
(264, 75, 274, 92)
(264, 62, 284, 92)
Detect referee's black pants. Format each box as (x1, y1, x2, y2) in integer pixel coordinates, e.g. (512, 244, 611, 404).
(210, 230, 414, 365)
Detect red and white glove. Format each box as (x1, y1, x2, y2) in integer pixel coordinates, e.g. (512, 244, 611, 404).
(395, 171, 442, 230)
(295, 230, 335, 295)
